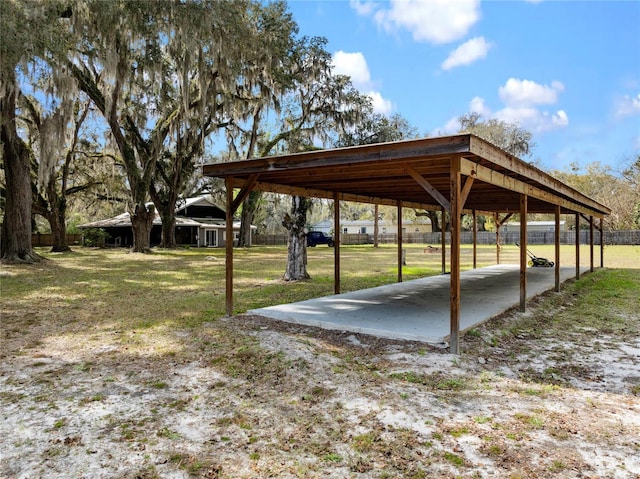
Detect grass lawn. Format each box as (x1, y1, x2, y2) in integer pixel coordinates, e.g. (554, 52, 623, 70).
(1, 244, 639, 478)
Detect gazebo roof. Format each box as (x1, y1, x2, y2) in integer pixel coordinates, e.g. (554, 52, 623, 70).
(202, 134, 610, 218)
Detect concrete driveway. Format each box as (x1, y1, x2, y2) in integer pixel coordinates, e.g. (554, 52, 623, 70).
(248, 264, 588, 344)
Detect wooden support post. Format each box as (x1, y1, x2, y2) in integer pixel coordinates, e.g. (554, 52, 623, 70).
(225, 177, 235, 317)
(397, 201, 403, 283)
(589, 216, 594, 273)
(450, 159, 461, 355)
(441, 207, 447, 274)
(495, 213, 500, 264)
(600, 218, 604, 268)
(555, 205, 561, 292)
(373, 204, 379, 248)
(575, 213, 580, 280)
(472, 210, 477, 269)
(334, 194, 341, 294)
(520, 195, 527, 312)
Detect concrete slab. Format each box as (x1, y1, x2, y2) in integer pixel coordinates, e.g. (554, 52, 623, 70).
(248, 265, 588, 344)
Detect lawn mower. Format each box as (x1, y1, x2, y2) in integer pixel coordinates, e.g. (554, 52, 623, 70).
(515, 242, 555, 267)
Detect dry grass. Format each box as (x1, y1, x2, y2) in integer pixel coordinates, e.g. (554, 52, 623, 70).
(1, 245, 639, 478)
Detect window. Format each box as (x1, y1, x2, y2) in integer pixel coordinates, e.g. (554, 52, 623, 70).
(360, 227, 367, 234)
(343, 227, 348, 234)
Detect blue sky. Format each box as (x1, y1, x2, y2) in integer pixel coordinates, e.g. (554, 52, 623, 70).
(286, 0, 640, 173)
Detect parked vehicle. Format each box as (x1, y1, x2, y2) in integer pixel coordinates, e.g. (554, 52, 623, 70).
(307, 231, 335, 247)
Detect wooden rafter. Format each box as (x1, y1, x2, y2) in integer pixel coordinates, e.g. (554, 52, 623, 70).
(405, 163, 451, 212)
(230, 173, 259, 214)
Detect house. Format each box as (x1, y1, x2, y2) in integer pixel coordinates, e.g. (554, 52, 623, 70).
(80, 196, 255, 247)
(311, 218, 432, 235)
(501, 221, 566, 233)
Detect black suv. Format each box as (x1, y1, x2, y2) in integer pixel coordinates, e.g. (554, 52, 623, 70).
(306, 231, 335, 247)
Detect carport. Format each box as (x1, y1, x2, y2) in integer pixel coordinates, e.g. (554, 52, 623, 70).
(202, 134, 610, 353)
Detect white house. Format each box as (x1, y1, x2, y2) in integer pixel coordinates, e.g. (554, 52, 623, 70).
(501, 221, 566, 233)
(311, 218, 432, 235)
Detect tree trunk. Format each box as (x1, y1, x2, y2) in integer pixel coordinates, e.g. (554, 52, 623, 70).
(159, 209, 177, 249)
(46, 178, 70, 252)
(427, 211, 441, 233)
(1, 74, 41, 263)
(151, 189, 178, 249)
(48, 208, 70, 252)
(282, 195, 311, 281)
(131, 203, 155, 253)
(238, 191, 261, 247)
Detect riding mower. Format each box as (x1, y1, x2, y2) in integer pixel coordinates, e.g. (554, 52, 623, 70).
(515, 242, 555, 267)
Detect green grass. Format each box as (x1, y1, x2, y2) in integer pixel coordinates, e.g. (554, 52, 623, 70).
(1, 244, 637, 358)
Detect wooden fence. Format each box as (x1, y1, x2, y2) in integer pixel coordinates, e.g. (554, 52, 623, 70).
(31, 233, 83, 247)
(31, 230, 638, 248)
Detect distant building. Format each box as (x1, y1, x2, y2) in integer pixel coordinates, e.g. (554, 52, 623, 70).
(311, 218, 432, 235)
(501, 221, 566, 233)
(80, 196, 255, 248)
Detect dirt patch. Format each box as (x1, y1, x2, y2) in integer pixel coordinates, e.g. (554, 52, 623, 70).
(2, 291, 639, 478)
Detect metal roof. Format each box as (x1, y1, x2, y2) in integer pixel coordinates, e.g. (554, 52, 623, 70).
(202, 134, 610, 218)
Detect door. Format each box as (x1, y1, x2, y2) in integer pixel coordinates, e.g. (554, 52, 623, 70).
(205, 229, 218, 247)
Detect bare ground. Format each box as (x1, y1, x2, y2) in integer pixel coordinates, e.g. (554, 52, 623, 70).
(1, 282, 639, 478)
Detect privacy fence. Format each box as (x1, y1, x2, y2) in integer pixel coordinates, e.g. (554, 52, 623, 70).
(254, 230, 640, 247)
(31, 230, 638, 247)
(31, 233, 83, 247)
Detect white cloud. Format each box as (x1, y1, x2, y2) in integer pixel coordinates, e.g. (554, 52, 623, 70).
(615, 93, 640, 118)
(495, 106, 569, 133)
(352, 0, 481, 44)
(331, 50, 394, 115)
(499, 78, 564, 107)
(469, 96, 491, 116)
(438, 79, 569, 135)
(332, 51, 372, 89)
(441, 36, 491, 71)
(367, 91, 394, 115)
(349, 0, 376, 16)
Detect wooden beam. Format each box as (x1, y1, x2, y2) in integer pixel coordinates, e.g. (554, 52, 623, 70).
(204, 134, 473, 176)
(397, 202, 403, 283)
(374, 204, 380, 248)
(405, 163, 451, 212)
(555, 205, 561, 292)
(460, 157, 607, 218)
(589, 215, 594, 273)
(468, 136, 610, 216)
(334, 194, 341, 294)
(228, 178, 442, 213)
(225, 177, 235, 317)
(230, 174, 258, 214)
(520, 194, 527, 312)
(575, 214, 580, 280)
(600, 218, 604, 268)
(441, 207, 447, 274)
(472, 209, 477, 269)
(460, 176, 475, 210)
(450, 158, 462, 354)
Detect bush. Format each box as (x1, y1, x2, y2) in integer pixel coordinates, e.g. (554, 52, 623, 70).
(82, 228, 109, 247)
